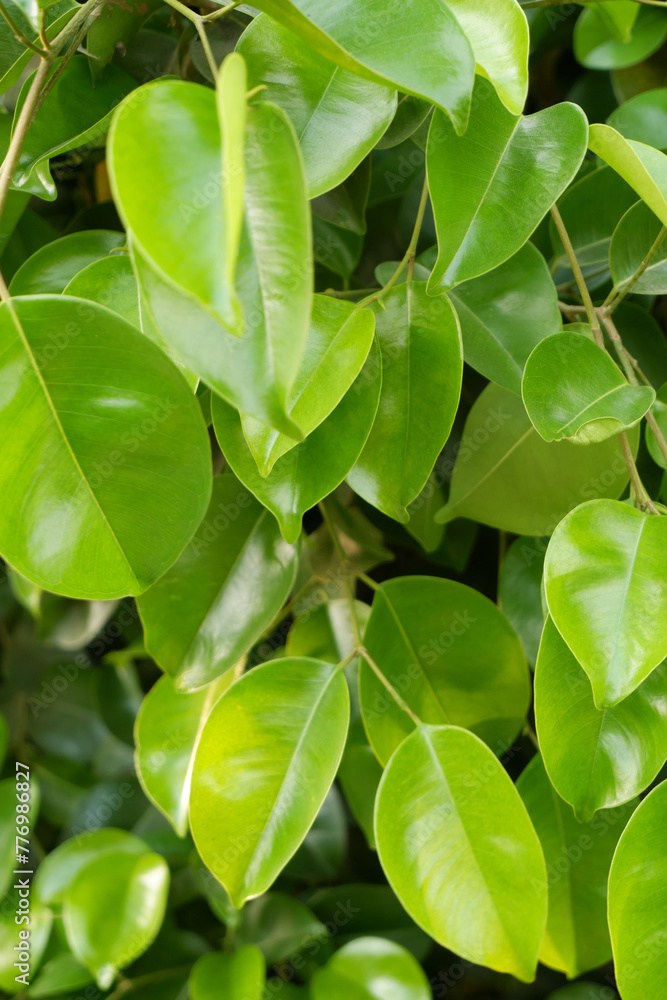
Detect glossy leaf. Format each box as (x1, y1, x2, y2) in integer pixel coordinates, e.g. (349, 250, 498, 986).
(347, 283, 462, 522)
(312, 937, 430, 1000)
(608, 87, 667, 149)
(498, 536, 546, 668)
(212, 341, 381, 544)
(137, 474, 298, 688)
(239, 14, 396, 198)
(0, 295, 211, 599)
(610, 200, 667, 294)
(360, 576, 530, 764)
(535, 617, 667, 820)
(574, 6, 667, 70)
(522, 332, 655, 444)
(134, 671, 234, 835)
(64, 255, 140, 327)
(33, 828, 150, 904)
(608, 780, 667, 1000)
(589, 123, 667, 228)
(586, 1, 639, 42)
(436, 381, 635, 535)
(9, 230, 126, 296)
(427, 77, 587, 291)
(375, 725, 547, 981)
(517, 754, 634, 979)
(545, 499, 667, 708)
(189, 948, 265, 1000)
(190, 657, 349, 908)
(251, 0, 476, 132)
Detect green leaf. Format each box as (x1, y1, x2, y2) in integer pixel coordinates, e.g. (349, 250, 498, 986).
(375, 725, 547, 981)
(239, 296, 375, 477)
(545, 498, 667, 708)
(236, 893, 327, 964)
(583, 1, 639, 42)
(1, 776, 39, 898)
(12, 56, 135, 201)
(588, 123, 667, 227)
(608, 780, 667, 1000)
(239, 14, 396, 198)
(86, 0, 162, 79)
(347, 284, 462, 522)
(610, 200, 667, 294)
(0, 295, 211, 600)
(0, 892, 51, 994)
(137, 474, 299, 688)
(211, 340, 381, 544)
(134, 671, 234, 835)
(312, 216, 362, 278)
(535, 617, 667, 820)
(574, 6, 667, 70)
(189, 948, 265, 1000)
(9, 230, 126, 295)
(0, 713, 7, 769)
(64, 255, 140, 327)
(312, 937, 431, 1000)
(0, 0, 75, 97)
(34, 829, 150, 905)
(647, 383, 667, 468)
(190, 657, 349, 908)
(498, 536, 546, 667)
(250, 0, 476, 133)
(608, 87, 667, 149)
(359, 576, 530, 764)
(612, 302, 667, 389)
(436, 381, 636, 534)
(516, 753, 635, 979)
(312, 159, 371, 234)
(522, 332, 655, 443)
(63, 850, 169, 988)
(427, 77, 587, 291)
(286, 598, 369, 663)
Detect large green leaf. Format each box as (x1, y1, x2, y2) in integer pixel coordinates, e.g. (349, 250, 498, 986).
(522, 332, 655, 444)
(239, 296, 375, 477)
(436, 382, 635, 535)
(574, 6, 667, 70)
(190, 657, 349, 908)
(250, 0, 476, 132)
(34, 829, 150, 904)
(375, 725, 547, 981)
(137, 475, 298, 688)
(535, 617, 667, 820)
(359, 576, 530, 764)
(517, 754, 635, 979)
(498, 536, 546, 667)
(347, 284, 462, 522)
(63, 850, 169, 988)
(427, 77, 587, 291)
(12, 56, 135, 201)
(608, 88, 667, 149)
(212, 341, 381, 544)
(64, 255, 140, 328)
(588, 123, 667, 227)
(545, 499, 667, 708)
(189, 947, 265, 1000)
(9, 230, 126, 296)
(0, 295, 211, 600)
(610, 200, 667, 294)
(238, 14, 396, 198)
(608, 780, 667, 1000)
(134, 671, 234, 835)
(312, 937, 430, 1000)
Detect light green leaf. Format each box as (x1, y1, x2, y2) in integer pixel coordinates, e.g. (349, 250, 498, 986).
(583, 1, 639, 42)
(588, 123, 667, 227)
(427, 77, 587, 291)
(347, 284, 462, 522)
(375, 725, 547, 982)
(610, 200, 667, 294)
(545, 498, 667, 708)
(63, 850, 169, 988)
(64, 255, 140, 327)
(312, 937, 430, 1000)
(34, 829, 150, 905)
(190, 657, 349, 908)
(359, 576, 530, 764)
(522, 332, 655, 443)
(436, 381, 635, 535)
(0, 295, 211, 600)
(189, 947, 265, 1000)
(0, 892, 51, 994)
(498, 536, 546, 667)
(250, 0, 476, 133)
(212, 340, 381, 544)
(9, 230, 126, 295)
(535, 617, 667, 820)
(239, 14, 396, 198)
(574, 6, 667, 70)
(134, 671, 234, 835)
(517, 753, 635, 979)
(240, 296, 375, 477)
(137, 474, 298, 689)
(12, 56, 135, 201)
(608, 87, 667, 149)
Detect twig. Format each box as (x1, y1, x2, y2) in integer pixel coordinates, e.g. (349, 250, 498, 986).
(604, 224, 667, 313)
(0, 0, 47, 54)
(361, 176, 429, 307)
(550, 204, 603, 346)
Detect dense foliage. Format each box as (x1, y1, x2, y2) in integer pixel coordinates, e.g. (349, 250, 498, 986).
(2, 1, 667, 998)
